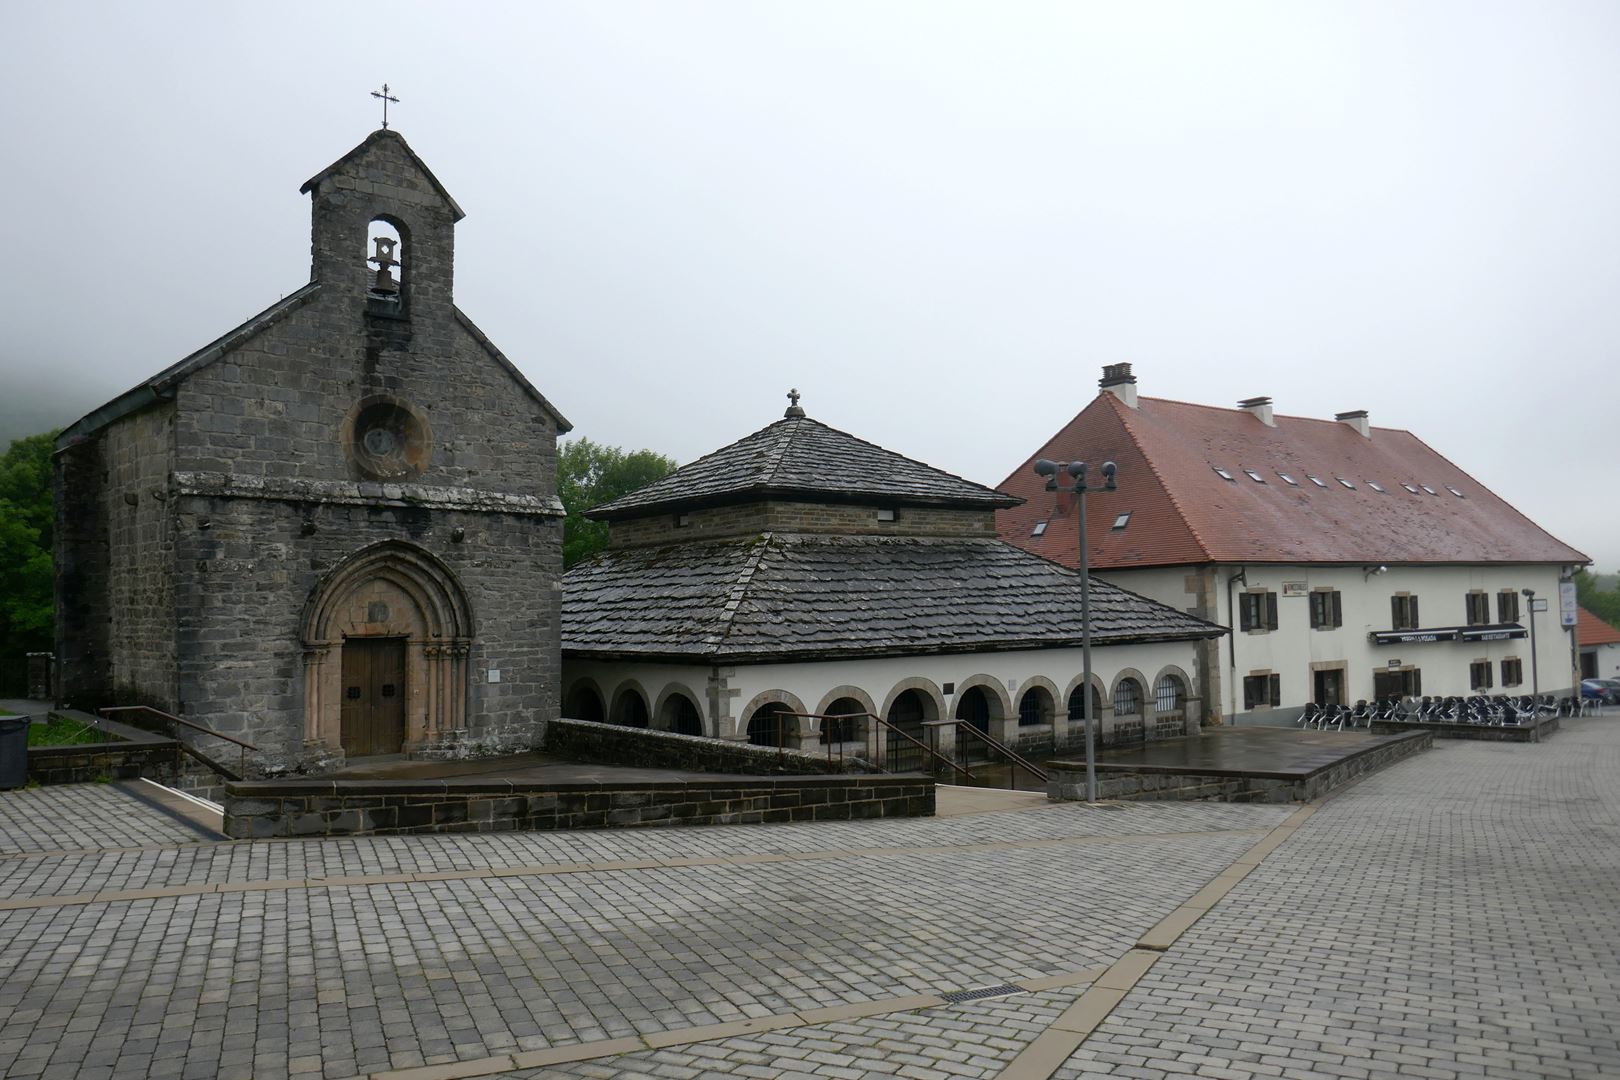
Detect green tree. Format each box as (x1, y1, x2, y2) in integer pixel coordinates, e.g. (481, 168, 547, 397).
(558, 438, 676, 567)
(1574, 567, 1620, 628)
(0, 431, 58, 659)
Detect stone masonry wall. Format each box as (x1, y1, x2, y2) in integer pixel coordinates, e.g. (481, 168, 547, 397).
(102, 406, 178, 709)
(608, 501, 1000, 548)
(540, 716, 874, 775)
(54, 438, 110, 706)
(171, 496, 561, 767)
(223, 774, 934, 838)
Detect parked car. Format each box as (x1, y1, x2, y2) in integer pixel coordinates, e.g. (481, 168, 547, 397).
(1581, 679, 1620, 705)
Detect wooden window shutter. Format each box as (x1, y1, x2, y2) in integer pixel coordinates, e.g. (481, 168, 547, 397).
(1332, 591, 1343, 628)
(1266, 591, 1279, 631)
(1410, 596, 1419, 628)
(1391, 595, 1400, 628)
(1243, 677, 1255, 710)
(1268, 673, 1281, 705)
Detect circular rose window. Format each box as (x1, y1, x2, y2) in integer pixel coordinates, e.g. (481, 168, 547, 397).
(347, 398, 431, 479)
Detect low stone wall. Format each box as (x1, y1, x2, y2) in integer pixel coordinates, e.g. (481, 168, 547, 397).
(223, 774, 933, 838)
(1369, 715, 1558, 743)
(23, 714, 182, 786)
(1049, 731, 1433, 804)
(542, 716, 874, 775)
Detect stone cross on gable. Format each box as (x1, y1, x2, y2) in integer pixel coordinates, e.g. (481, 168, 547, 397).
(785, 388, 805, 418)
(371, 83, 400, 129)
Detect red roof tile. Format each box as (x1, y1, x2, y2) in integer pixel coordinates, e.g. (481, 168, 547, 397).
(998, 393, 1589, 569)
(1578, 606, 1620, 648)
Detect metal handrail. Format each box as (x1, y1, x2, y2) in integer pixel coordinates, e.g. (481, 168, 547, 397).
(786, 710, 973, 781)
(100, 706, 260, 750)
(100, 705, 259, 779)
(944, 720, 1048, 787)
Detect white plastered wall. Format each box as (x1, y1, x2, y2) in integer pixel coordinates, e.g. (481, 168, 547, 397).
(1104, 563, 1577, 719)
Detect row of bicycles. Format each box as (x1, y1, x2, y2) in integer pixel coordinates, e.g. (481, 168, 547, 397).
(1298, 694, 1594, 730)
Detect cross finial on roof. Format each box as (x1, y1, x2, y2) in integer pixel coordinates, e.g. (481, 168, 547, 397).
(784, 388, 805, 418)
(371, 83, 400, 129)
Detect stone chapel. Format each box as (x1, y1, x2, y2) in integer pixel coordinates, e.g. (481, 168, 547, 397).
(54, 129, 570, 771)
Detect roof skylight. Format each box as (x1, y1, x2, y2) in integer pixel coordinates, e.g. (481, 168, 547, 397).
(1336, 478, 1356, 490)
(1277, 472, 1298, 486)
(1031, 521, 1047, 537)
(1307, 475, 1328, 488)
(1243, 469, 1265, 483)
(1401, 483, 1420, 494)
(1213, 466, 1235, 481)
(1111, 512, 1131, 530)
(1366, 481, 1385, 493)
(1446, 485, 1464, 497)
(1421, 485, 1438, 495)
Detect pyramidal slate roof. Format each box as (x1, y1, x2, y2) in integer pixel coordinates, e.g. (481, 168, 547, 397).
(589, 413, 1021, 519)
(563, 533, 1223, 662)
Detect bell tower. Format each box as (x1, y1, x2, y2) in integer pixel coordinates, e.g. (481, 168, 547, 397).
(299, 129, 465, 322)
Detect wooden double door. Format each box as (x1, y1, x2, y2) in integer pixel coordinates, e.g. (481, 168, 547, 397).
(340, 637, 407, 756)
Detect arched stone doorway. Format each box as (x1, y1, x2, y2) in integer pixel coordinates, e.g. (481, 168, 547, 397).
(301, 541, 473, 758)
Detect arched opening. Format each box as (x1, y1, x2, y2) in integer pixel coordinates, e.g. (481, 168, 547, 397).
(659, 692, 704, 737)
(1067, 684, 1103, 722)
(886, 688, 935, 771)
(611, 689, 649, 729)
(820, 697, 865, 745)
(747, 703, 796, 749)
(955, 686, 992, 735)
(564, 682, 605, 724)
(301, 541, 473, 757)
(366, 217, 407, 315)
(1154, 673, 1187, 714)
(1018, 686, 1055, 727)
(1113, 677, 1144, 717)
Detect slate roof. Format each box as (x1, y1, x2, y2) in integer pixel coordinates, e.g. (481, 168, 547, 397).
(1578, 606, 1620, 648)
(589, 414, 1021, 519)
(562, 533, 1223, 662)
(997, 393, 1589, 568)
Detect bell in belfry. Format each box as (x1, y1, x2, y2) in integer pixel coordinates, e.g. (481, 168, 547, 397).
(369, 234, 400, 295)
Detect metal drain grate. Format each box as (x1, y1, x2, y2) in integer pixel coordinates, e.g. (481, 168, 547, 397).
(938, 983, 1026, 1004)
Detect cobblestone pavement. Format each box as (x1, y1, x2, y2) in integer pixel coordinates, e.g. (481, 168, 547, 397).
(0, 783, 211, 855)
(1056, 716, 1620, 1080)
(0, 791, 1284, 1079)
(3, 717, 1618, 1080)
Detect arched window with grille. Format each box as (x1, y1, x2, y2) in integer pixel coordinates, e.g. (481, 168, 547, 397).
(1067, 684, 1102, 721)
(1154, 673, 1187, 714)
(1113, 677, 1143, 717)
(1018, 686, 1054, 727)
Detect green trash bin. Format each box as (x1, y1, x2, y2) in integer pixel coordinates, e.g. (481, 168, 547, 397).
(0, 715, 28, 790)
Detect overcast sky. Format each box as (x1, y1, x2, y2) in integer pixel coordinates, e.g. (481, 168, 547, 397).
(2, 2, 1616, 567)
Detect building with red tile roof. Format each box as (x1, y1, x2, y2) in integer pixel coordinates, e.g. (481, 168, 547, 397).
(999, 365, 1589, 722)
(1578, 606, 1620, 680)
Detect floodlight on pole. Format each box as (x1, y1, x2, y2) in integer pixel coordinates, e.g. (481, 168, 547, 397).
(1035, 456, 1118, 803)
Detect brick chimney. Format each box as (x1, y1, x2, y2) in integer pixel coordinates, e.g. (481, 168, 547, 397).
(1238, 396, 1275, 427)
(1099, 363, 1138, 408)
(1335, 409, 1370, 438)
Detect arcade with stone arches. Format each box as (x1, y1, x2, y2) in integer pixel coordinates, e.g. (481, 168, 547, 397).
(561, 656, 1202, 766)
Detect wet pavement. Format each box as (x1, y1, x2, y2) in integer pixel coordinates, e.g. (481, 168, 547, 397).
(1074, 725, 1419, 778)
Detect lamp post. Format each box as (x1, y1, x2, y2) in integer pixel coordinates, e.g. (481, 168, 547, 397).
(1522, 588, 1539, 698)
(1035, 457, 1116, 803)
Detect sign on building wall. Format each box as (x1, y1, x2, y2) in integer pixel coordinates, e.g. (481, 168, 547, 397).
(1560, 580, 1578, 627)
(1282, 582, 1308, 597)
